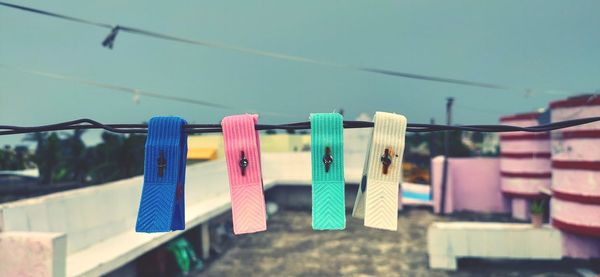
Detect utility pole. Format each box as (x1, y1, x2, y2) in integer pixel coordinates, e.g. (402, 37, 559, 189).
(429, 118, 436, 157)
(440, 97, 454, 214)
(446, 98, 454, 125)
(429, 118, 435, 186)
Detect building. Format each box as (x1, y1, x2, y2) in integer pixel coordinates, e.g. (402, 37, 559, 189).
(186, 133, 310, 161)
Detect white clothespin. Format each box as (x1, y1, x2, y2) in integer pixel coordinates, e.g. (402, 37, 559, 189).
(352, 112, 407, 231)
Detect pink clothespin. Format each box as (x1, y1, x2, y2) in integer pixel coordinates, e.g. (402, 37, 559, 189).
(221, 114, 267, 234)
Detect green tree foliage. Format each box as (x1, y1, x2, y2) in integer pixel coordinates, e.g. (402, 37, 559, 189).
(405, 131, 472, 159)
(445, 131, 472, 157)
(15, 130, 146, 185)
(23, 132, 61, 184)
(85, 132, 145, 184)
(62, 130, 88, 182)
(0, 145, 32, 170)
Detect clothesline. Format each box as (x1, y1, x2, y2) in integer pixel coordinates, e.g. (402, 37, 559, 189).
(0, 1, 585, 96)
(0, 64, 304, 119)
(1, 116, 599, 136)
(134, 113, 408, 233)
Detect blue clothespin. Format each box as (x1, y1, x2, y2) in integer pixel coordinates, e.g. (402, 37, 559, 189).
(136, 116, 188, 233)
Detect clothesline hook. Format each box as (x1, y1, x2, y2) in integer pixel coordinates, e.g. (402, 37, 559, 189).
(380, 148, 392, 175)
(239, 151, 249, 176)
(102, 25, 120, 49)
(157, 150, 167, 177)
(323, 146, 333, 172)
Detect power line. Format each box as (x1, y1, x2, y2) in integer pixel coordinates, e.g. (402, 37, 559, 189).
(0, 117, 598, 136)
(0, 64, 303, 119)
(0, 1, 586, 96)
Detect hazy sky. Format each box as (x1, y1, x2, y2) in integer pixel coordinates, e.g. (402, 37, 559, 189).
(1, 1, 599, 146)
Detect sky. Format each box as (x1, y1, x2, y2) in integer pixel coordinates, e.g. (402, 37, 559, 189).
(1, 1, 599, 146)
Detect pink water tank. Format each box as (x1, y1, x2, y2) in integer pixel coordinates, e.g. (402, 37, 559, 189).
(499, 112, 551, 220)
(550, 95, 600, 258)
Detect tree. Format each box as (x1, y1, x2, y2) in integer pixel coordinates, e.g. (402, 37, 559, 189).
(43, 133, 61, 184)
(62, 130, 87, 182)
(446, 131, 471, 157)
(16, 130, 147, 186)
(87, 132, 125, 183)
(407, 131, 472, 160)
(86, 132, 145, 184)
(14, 145, 31, 169)
(21, 132, 63, 184)
(23, 132, 48, 159)
(22, 133, 59, 184)
(0, 145, 15, 170)
(23, 132, 49, 184)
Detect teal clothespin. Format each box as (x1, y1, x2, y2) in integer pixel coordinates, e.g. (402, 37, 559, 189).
(310, 113, 345, 230)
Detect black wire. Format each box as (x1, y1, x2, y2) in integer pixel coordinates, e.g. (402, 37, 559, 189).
(0, 1, 579, 95)
(0, 1, 112, 28)
(1, 117, 599, 136)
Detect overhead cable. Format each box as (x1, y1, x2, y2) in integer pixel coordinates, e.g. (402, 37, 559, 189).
(0, 116, 599, 136)
(0, 64, 302, 119)
(0, 1, 585, 96)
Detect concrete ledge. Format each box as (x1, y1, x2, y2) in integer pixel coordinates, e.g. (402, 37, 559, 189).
(66, 193, 235, 277)
(427, 222, 562, 270)
(67, 181, 279, 277)
(0, 232, 66, 277)
(0, 153, 428, 276)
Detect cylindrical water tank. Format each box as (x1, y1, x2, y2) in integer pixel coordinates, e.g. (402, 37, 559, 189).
(500, 112, 551, 220)
(550, 95, 600, 238)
